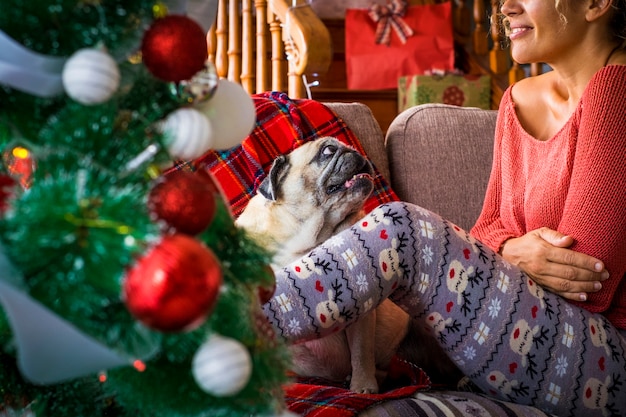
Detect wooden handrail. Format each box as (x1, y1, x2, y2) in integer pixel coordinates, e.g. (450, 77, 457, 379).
(207, 0, 331, 99)
(207, 0, 542, 109)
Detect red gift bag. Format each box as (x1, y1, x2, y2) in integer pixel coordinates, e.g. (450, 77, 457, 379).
(345, 1, 454, 90)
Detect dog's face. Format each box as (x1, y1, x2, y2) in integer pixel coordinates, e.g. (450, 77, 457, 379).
(236, 136, 375, 264)
(259, 136, 374, 218)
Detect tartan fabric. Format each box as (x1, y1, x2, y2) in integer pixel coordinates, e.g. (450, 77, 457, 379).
(284, 356, 431, 417)
(194, 91, 398, 218)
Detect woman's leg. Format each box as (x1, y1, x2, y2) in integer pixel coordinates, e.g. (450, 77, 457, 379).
(263, 202, 626, 417)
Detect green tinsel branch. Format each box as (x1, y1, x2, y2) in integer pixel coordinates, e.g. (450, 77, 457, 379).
(0, 1, 291, 415)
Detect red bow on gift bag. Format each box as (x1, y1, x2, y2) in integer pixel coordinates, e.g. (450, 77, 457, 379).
(368, 0, 414, 45)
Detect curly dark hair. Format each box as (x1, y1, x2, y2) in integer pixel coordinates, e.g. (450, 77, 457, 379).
(607, 0, 626, 46)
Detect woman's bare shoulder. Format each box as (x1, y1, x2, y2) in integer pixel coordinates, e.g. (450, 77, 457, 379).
(509, 72, 554, 107)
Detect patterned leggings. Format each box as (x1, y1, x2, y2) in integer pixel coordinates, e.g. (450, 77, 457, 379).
(263, 202, 626, 417)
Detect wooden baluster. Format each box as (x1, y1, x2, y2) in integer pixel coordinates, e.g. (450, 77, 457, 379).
(530, 63, 544, 77)
(504, 6, 525, 85)
(214, 0, 228, 79)
(240, 0, 254, 93)
(255, 0, 270, 93)
(284, 5, 303, 99)
(509, 60, 526, 85)
(489, 0, 508, 74)
(473, 0, 488, 55)
(228, 0, 242, 83)
(269, 13, 285, 93)
(285, 38, 304, 99)
(207, 24, 216, 64)
(269, 0, 331, 98)
(453, 0, 472, 40)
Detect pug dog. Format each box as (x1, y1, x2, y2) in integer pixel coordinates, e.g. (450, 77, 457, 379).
(236, 136, 461, 393)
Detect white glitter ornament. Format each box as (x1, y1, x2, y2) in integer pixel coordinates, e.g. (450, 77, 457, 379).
(192, 333, 252, 397)
(62, 48, 120, 105)
(161, 108, 213, 160)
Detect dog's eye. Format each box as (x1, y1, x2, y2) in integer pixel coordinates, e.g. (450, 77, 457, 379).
(322, 144, 337, 157)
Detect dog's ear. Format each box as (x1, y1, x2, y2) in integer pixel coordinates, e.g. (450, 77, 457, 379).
(258, 155, 289, 201)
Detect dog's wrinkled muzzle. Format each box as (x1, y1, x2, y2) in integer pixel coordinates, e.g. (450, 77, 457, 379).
(323, 151, 374, 195)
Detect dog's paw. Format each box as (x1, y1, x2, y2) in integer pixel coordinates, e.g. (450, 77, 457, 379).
(349, 378, 379, 394)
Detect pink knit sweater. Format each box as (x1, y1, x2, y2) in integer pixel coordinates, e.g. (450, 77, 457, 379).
(470, 65, 626, 329)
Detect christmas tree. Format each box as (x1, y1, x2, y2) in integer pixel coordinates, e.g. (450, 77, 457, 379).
(0, 1, 291, 416)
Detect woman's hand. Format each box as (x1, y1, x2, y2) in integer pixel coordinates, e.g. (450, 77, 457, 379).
(499, 227, 609, 301)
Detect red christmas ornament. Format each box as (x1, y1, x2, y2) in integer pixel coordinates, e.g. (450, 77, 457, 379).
(148, 170, 217, 235)
(123, 234, 222, 332)
(141, 15, 208, 82)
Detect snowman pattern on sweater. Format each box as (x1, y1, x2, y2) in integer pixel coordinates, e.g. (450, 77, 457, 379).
(263, 202, 626, 417)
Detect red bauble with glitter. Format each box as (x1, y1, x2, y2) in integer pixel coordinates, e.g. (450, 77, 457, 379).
(141, 15, 208, 82)
(148, 170, 217, 235)
(123, 234, 222, 332)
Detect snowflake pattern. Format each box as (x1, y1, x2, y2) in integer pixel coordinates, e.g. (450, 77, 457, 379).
(464, 345, 477, 361)
(421, 245, 434, 265)
(327, 234, 345, 248)
(415, 206, 430, 217)
(452, 354, 465, 367)
(555, 354, 568, 377)
(287, 318, 302, 336)
(355, 272, 368, 293)
(488, 298, 501, 319)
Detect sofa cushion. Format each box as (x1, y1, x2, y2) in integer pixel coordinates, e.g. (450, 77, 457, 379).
(385, 103, 498, 231)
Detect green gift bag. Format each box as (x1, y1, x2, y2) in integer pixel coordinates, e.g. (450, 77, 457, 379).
(398, 73, 491, 111)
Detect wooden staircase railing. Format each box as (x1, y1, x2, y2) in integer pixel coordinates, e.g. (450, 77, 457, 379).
(206, 0, 544, 129)
(456, 0, 545, 108)
(207, 0, 332, 99)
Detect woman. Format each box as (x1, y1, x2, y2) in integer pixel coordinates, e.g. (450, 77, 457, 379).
(262, 0, 626, 415)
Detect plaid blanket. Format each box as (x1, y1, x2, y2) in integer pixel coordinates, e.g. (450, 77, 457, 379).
(194, 91, 398, 217)
(283, 356, 431, 417)
(193, 92, 415, 416)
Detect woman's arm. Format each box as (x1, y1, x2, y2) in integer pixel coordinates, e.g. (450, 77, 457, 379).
(471, 74, 624, 303)
(554, 66, 626, 311)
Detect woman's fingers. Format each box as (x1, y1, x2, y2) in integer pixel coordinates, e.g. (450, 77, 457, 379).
(546, 244, 607, 278)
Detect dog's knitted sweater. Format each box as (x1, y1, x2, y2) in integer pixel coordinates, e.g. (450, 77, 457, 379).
(471, 65, 626, 328)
